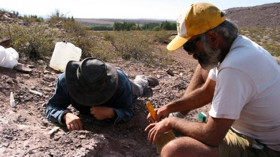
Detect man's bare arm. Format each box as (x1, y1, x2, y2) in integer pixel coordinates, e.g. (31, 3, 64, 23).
(169, 116, 234, 146)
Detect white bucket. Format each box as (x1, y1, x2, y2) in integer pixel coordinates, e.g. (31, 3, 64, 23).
(49, 41, 82, 72)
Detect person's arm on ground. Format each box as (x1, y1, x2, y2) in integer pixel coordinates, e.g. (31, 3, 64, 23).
(46, 73, 83, 131)
(108, 92, 134, 124)
(90, 106, 116, 120)
(90, 70, 134, 124)
(90, 105, 134, 124)
(63, 112, 83, 131)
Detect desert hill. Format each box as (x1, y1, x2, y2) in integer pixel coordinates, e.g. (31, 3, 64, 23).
(75, 18, 167, 26)
(225, 2, 280, 27)
(75, 2, 280, 28)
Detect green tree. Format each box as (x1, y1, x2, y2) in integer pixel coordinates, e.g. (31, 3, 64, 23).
(161, 21, 176, 30)
(113, 21, 122, 31)
(113, 21, 136, 31)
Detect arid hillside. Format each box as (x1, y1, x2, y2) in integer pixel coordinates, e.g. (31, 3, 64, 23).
(75, 2, 280, 28)
(225, 2, 280, 27)
(75, 18, 168, 26)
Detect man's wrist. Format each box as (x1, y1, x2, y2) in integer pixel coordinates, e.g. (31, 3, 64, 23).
(60, 110, 70, 124)
(167, 117, 176, 130)
(166, 101, 178, 114)
(63, 113, 68, 120)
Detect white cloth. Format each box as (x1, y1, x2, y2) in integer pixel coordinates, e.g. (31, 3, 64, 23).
(209, 35, 280, 151)
(0, 46, 19, 69)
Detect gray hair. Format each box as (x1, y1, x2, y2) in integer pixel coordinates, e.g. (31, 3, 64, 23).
(198, 20, 238, 47)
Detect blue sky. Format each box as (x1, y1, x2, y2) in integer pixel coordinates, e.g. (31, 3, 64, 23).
(1, 0, 280, 20)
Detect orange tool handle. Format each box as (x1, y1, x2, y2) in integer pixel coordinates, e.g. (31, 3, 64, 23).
(146, 101, 156, 120)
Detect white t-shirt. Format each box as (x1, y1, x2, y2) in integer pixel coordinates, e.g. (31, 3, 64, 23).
(209, 35, 280, 151)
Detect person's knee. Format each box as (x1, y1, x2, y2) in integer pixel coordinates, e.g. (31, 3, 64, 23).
(161, 139, 180, 157)
(161, 137, 218, 157)
(161, 138, 189, 157)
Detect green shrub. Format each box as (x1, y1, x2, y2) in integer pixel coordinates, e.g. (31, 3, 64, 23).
(142, 23, 160, 30)
(152, 26, 161, 31)
(47, 10, 66, 26)
(151, 30, 174, 44)
(70, 34, 97, 58)
(0, 24, 58, 60)
(89, 31, 172, 67)
(46, 11, 97, 58)
(0, 9, 174, 67)
(20, 15, 44, 25)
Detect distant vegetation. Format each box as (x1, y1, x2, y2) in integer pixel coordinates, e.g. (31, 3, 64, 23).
(0, 10, 173, 67)
(88, 21, 176, 31)
(0, 9, 279, 67)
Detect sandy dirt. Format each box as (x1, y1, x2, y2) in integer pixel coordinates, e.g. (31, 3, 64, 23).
(0, 47, 211, 157)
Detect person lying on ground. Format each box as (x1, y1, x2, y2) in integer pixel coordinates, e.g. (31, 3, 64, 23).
(46, 57, 158, 131)
(145, 2, 280, 157)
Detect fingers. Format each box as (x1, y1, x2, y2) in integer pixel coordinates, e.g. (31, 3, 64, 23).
(90, 107, 95, 115)
(64, 113, 83, 131)
(155, 115, 161, 122)
(155, 109, 166, 122)
(145, 123, 154, 132)
(68, 123, 74, 131)
(147, 113, 156, 123)
(147, 109, 159, 123)
(68, 120, 83, 131)
(149, 128, 158, 144)
(73, 120, 83, 130)
(145, 123, 158, 144)
(147, 108, 165, 122)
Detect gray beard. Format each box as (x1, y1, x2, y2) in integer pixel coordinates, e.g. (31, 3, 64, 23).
(196, 38, 223, 71)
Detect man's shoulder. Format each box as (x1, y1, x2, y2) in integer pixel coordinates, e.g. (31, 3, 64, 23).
(221, 36, 267, 70)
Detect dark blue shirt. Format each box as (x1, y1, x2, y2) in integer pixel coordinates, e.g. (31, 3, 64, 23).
(46, 69, 134, 125)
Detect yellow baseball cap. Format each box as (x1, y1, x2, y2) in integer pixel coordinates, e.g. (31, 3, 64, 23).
(167, 2, 226, 51)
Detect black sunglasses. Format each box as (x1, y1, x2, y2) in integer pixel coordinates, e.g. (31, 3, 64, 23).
(183, 37, 200, 53)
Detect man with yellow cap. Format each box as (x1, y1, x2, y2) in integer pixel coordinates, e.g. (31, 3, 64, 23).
(145, 2, 280, 157)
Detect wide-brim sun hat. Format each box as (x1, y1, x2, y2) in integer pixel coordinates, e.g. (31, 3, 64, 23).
(65, 57, 118, 106)
(167, 2, 226, 51)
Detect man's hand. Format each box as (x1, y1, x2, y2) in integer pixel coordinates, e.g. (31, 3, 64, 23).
(90, 106, 115, 120)
(147, 106, 169, 123)
(145, 118, 172, 144)
(63, 113, 83, 131)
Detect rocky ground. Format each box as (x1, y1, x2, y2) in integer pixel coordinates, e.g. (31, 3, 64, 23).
(0, 47, 211, 157)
